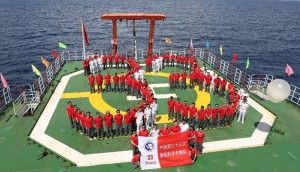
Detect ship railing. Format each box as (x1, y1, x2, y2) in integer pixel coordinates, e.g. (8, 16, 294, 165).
(0, 86, 12, 112)
(0, 94, 7, 112)
(0, 47, 299, 114)
(12, 91, 27, 117)
(248, 74, 300, 105)
(60, 47, 300, 106)
(0, 54, 64, 115)
(289, 84, 300, 106)
(246, 74, 270, 100)
(36, 54, 64, 95)
(64, 51, 83, 61)
(6, 84, 40, 117)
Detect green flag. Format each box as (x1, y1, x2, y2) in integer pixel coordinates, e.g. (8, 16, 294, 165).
(32, 64, 41, 76)
(246, 58, 250, 69)
(58, 42, 67, 49)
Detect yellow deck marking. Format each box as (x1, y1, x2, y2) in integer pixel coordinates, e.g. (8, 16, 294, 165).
(61, 92, 90, 99)
(61, 72, 210, 124)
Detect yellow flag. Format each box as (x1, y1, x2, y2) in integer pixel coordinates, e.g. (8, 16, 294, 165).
(220, 45, 223, 56)
(32, 64, 41, 76)
(41, 57, 50, 68)
(165, 38, 172, 44)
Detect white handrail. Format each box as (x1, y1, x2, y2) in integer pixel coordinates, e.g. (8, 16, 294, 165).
(0, 47, 299, 113)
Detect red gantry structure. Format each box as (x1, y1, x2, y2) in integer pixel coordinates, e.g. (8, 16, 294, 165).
(101, 13, 166, 58)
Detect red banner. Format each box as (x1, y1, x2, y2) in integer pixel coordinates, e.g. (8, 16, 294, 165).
(158, 131, 192, 168)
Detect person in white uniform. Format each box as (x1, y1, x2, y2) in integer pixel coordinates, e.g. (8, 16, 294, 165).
(135, 107, 144, 132)
(237, 98, 249, 123)
(179, 119, 189, 132)
(154, 58, 160, 72)
(150, 124, 159, 137)
(150, 98, 158, 126)
(204, 65, 208, 74)
(144, 104, 152, 129)
(138, 68, 145, 81)
(93, 53, 99, 73)
(242, 90, 249, 100)
(152, 60, 157, 74)
(238, 88, 245, 97)
(134, 71, 140, 80)
(89, 57, 97, 75)
(96, 55, 103, 72)
(158, 56, 163, 71)
(210, 73, 217, 93)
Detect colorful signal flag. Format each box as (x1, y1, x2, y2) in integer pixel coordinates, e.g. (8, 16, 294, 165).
(220, 45, 223, 55)
(206, 40, 210, 48)
(285, 64, 294, 76)
(165, 38, 172, 44)
(58, 42, 67, 49)
(81, 21, 89, 46)
(0, 73, 8, 88)
(41, 57, 50, 68)
(232, 52, 237, 63)
(246, 58, 250, 69)
(32, 64, 41, 76)
(52, 50, 58, 58)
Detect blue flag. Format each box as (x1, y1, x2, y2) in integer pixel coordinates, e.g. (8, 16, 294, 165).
(206, 40, 210, 48)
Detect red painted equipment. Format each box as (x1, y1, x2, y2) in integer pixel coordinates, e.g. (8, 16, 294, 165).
(101, 13, 166, 58)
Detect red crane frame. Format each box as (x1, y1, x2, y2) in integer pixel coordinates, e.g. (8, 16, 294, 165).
(101, 13, 166, 58)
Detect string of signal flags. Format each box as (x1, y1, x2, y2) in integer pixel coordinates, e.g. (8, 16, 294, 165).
(33, 21, 114, 76)
(0, 40, 69, 89)
(31, 20, 89, 77)
(29, 20, 294, 79)
(164, 37, 294, 76)
(0, 36, 296, 90)
(0, 19, 296, 90)
(31, 42, 68, 77)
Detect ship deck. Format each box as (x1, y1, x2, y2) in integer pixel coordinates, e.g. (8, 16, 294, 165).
(1, 61, 300, 171)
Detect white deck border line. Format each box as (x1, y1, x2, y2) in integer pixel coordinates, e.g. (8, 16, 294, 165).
(126, 83, 177, 101)
(29, 70, 276, 167)
(149, 83, 177, 99)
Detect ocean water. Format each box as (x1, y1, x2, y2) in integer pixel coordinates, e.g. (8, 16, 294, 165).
(0, 0, 299, 87)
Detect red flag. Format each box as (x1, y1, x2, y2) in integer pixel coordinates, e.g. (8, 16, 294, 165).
(0, 73, 8, 88)
(232, 52, 237, 63)
(138, 132, 192, 170)
(52, 50, 58, 58)
(285, 64, 294, 76)
(82, 21, 89, 46)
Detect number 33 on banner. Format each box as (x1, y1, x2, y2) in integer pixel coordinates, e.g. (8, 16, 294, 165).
(147, 154, 153, 160)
